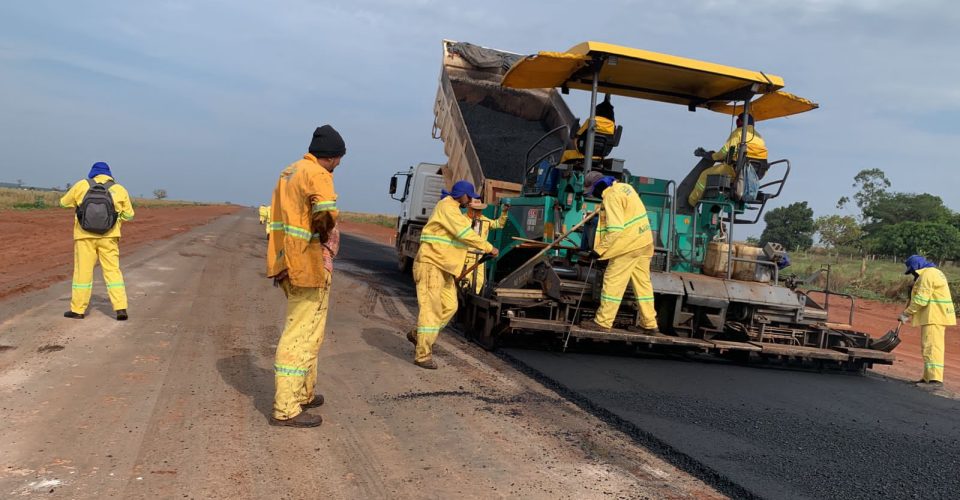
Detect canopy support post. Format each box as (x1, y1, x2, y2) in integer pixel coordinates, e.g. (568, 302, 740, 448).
(582, 63, 601, 173)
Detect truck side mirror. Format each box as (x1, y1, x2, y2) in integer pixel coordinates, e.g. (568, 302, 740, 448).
(389, 176, 398, 195)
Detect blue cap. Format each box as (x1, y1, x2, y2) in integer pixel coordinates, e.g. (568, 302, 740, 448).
(443, 180, 481, 200)
(592, 176, 616, 197)
(88, 162, 113, 179)
(904, 255, 935, 274)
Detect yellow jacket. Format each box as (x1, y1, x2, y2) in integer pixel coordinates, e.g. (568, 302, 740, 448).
(594, 182, 652, 260)
(464, 211, 509, 267)
(561, 117, 616, 163)
(711, 126, 767, 162)
(59, 175, 134, 240)
(416, 197, 494, 276)
(267, 153, 338, 287)
(258, 205, 271, 224)
(904, 268, 956, 326)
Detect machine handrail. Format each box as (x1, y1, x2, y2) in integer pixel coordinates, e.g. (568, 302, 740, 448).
(690, 200, 736, 274)
(729, 159, 791, 225)
(524, 125, 570, 177)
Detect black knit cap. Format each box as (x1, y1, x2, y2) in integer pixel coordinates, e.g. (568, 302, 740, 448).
(308, 125, 346, 158)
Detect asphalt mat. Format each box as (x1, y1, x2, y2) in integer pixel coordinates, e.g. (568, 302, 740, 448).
(503, 348, 960, 500)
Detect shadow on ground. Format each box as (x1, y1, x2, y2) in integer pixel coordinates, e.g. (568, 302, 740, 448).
(217, 350, 274, 420)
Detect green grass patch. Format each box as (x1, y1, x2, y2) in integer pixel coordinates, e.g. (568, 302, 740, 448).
(338, 211, 397, 228)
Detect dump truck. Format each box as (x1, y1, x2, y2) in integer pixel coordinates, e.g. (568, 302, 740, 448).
(390, 40, 577, 272)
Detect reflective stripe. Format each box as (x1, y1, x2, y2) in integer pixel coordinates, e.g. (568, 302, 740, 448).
(636, 296, 655, 302)
(274, 364, 308, 376)
(598, 225, 623, 234)
(417, 326, 441, 333)
(282, 224, 314, 241)
(312, 201, 338, 213)
(269, 222, 284, 231)
(929, 299, 954, 304)
(420, 235, 467, 248)
(925, 363, 945, 368)
(913, 295, 931, 306)
(119, 212, 134, 221)
(623, 213, 648, 228)
(695, 182, 706, 189)
(456, 226, 472, 239)
(106, 282, 125, 289)
(72, 282, 93, 289)
(600, 293, 622, 304)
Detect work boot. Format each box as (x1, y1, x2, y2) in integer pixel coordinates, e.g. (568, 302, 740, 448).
(578, 319, 611, 333)
(116, 309, 128, 321)
(406, 328, 417, 345)
(626, 325, 661, 335)
(917, 380, 944, 390)
(63, 311, 84, 320)
(302, 394, 325, 409)
(270, 411, 323, 428)
(415, 358, 438, 370)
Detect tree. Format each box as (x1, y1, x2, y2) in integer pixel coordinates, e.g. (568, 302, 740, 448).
(760, 201, 815, 251)
(836, 168, 891, 222)
(815, 214, 862, 249)
(866, 222, 960, 262)
(861, 193, 952, 233)
(153, 189, 168, 200)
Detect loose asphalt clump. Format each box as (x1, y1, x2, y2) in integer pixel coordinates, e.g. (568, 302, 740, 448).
(458, 98, 564, 185)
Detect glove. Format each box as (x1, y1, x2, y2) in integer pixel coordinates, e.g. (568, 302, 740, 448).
(898, 313, 910, 324)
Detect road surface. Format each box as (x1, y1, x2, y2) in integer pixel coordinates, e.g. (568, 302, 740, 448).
(0, 211, 716, 499)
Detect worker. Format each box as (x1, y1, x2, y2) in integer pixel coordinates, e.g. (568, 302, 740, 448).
(580, 176, 658, 334)
(462, 199, 510, 293)
(59, 162, 134, 321)
(561, 95, 616, 164)
(405, 181, 499, 369)
(266, 125, 345, 428)
(258, 204, 271, 235)
(899, 255, 956, 388)
(688, 112, 768, 207)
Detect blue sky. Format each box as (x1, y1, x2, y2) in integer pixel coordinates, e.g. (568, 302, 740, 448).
(1, 0, 957, 236)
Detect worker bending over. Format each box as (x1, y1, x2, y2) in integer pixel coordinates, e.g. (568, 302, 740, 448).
(462, 199, 510, 293)
(60, 162, 134, 321)
(406, 181, 499, 369)
(581, 177, 658, 334)
(688, 113, 767, 207)
(900, 255, 956, 389)
(266, 125, 345, 428)
(561, 95, 616, 164)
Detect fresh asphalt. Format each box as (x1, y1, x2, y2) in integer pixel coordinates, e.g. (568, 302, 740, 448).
(343, 233, 960, 500)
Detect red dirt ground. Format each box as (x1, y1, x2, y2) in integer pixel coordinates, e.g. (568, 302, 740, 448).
(810, 291, 960, 385)
(337, 220, 396, 247)
(0, 205, 241, 300)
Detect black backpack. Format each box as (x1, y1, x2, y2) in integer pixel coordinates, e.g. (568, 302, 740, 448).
(76, 179, 119, 234)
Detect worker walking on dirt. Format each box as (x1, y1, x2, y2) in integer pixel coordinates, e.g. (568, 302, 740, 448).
(406, 181, 499, 369)
(266, 125, 345, 428)
(900, 255, 956, 388)
(580, 176, 658, 334)
(257, 204, 271, 235)
(60, 162, 134, 321)
(461, 199, 509, 293)
(688, 113, 767, 207)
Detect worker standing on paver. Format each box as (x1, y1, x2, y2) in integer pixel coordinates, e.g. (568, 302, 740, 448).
(900, 255, 956, 389)
(60, 162, 134, 321)
(405, 181, 498, 369)
(461, 199, 509, 293)
(580, 176, 658, 334)
(266, 125, 344, 427)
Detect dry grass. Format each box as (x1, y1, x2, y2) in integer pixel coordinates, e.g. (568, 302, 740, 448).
(0, 187, 213, 210)
(338, 211, 398, 228)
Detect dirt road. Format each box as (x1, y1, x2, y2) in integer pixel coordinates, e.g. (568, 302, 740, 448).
(0, 211, 718, 499)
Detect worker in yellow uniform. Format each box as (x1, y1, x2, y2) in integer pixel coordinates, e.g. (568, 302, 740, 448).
(258, 204, 271, 235)
(580, 176, 658, 334)
(461, 199, 509, 293)
(688, 113, 768, 207)
(60, 162, 134, 321)
(405, 181, 498, 369)
(266, 125, 345, 428)
(561, 96, 616, 164)
(899, 255, 956, 389)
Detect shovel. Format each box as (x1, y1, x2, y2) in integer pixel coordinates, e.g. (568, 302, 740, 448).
(870, 321, 902, 353)
(458, 251, 494, 282)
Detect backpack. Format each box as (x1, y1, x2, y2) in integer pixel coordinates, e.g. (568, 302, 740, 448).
(76, 179, 119, 234)
(733, 162, 760, 203)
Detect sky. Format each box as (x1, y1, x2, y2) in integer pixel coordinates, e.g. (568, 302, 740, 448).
(1, 0, 958, 237)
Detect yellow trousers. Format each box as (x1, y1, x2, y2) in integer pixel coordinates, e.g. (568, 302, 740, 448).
(594, 246, 657, 329)
(462, 254, 486, 294)
(70, 238, 127, 314)
(687, 163, 735, 207)
(273, 276, 331, 420)
(921, 324, 946, 383)
(414, 262, 458, 363)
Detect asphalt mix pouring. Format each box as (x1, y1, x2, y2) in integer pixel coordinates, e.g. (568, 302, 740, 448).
(339, 234, 960, 499)
(504, 349, 960, 499)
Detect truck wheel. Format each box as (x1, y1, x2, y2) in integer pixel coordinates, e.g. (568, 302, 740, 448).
(398, 255, 413, 274)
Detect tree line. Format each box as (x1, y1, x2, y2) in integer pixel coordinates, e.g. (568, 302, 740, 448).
(758, 168, 960, 261)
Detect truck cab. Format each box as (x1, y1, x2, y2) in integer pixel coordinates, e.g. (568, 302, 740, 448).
(389, 162, 444, 272)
